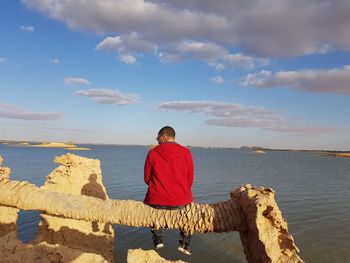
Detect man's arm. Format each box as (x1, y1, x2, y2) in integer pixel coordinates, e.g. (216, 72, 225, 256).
(144, 151, 152, 185)
(187, 151, 194, 187)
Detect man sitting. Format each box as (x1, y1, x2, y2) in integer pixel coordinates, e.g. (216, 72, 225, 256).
(144, 126, 194, 255)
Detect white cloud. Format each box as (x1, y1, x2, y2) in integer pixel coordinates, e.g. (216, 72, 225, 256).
(75, 88, 139, 105)
(160, 40, 266, 68)
(158, 101, 335, 135)
(64, 77, 90, 85)
(0, 58, 6, 63)
(158, 53, 181, 63)
(209, 62, 225, 71)
(20, 25, 34, 32)
(223, 53, 268, 70)
(242, 70, 273, 87)
(97, 36, 263, 68)
(241, 65, 350, 94)
(172, 41, 227, 61)
(119, 54, 137, 64)
(210, 76, 224, 84)
(96, 32, 157, 54)
(0, 103, 61, 121)
(24, 0, 350, 57)
(49, 58, 60, 64)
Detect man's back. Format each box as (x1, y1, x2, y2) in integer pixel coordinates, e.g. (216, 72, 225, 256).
(144, 142, 194, 206)
(144, 126, 194, 255)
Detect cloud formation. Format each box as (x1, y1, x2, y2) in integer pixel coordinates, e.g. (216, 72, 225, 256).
(24, 0, 350, 58)
(159, 40, 266, 68)
(119, 54, 137, 64)
(0, 58, 5, 63)
(0, 103, 61, 121)
(210, 76, 224, 84)
(75, 88, 139, 105)
(96, 32, 157, 54)
(97, 35, 264, 68)
(242, 65, 350, 94)
(158, 101, 335, 135)
(171, 41, 226, 61)
(209, 62, 225, 71)
(64, 77, 90, 85)
(20, 25, 34, 32)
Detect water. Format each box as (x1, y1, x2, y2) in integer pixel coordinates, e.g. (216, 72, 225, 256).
(1, 144, 350, 262)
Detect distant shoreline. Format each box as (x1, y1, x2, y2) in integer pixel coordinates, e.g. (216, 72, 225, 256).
(0, 141, 90, 151)
(0, 140, 349, 153)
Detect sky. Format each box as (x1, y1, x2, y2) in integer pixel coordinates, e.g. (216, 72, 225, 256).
(0, 0, 350, 150)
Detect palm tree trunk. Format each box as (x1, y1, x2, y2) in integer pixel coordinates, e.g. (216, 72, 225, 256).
(0, 178, 243, 233)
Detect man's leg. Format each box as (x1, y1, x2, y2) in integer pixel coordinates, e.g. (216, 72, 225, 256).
(149, 204, 186, 250)
(151, 228, 164, 249)
(178, 230, 192, 255)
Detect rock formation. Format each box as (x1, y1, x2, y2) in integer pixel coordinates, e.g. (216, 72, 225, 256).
(0, 154, 113, 262)
(0, 156, 18, 238)
(233, 185, 302, 263)
(127, 249, 186, 263)
(0, 154, 304, 263)
(32, 154, 114, 262)
(0, 231, 107, 263)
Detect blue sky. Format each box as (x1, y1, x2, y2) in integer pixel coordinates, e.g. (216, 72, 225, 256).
(1, 0, 350, 150)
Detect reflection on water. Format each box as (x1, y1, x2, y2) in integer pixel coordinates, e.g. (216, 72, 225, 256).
(1, 145, 350, 262)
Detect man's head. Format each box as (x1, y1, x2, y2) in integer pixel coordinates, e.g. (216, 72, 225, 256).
(157, 126, 175, 144)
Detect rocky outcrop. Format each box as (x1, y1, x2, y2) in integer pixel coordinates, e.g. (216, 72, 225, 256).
(0, 154, 303, 263)
(233, 185, 302, 263)
(32, 154, 114, 262)
(127, 249, 186, 263)
(0, 154, 114, 262)
(0, 156, 11, 179)
(0, 231, 107, 263)
(0, 156, 18, 238)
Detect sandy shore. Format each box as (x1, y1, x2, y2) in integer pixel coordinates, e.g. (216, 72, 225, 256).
(253, 150, 266, 154)
(31, 142, 77, 148)
(2, 141, 91, 150)
(325, 152, 350, 158)
(31, 143, 91, 150)
(64, 147, 91, 151)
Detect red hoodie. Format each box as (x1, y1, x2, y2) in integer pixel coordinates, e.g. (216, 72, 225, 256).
(144, 142, 194, 206)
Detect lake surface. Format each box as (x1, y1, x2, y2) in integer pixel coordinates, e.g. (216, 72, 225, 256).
(1, 144, 350, 262)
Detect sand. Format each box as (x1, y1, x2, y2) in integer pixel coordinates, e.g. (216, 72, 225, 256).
(31, 142, 77, 148)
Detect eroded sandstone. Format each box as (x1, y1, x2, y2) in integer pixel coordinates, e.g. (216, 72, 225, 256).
(0, 231, 107, 263)
(127, 249, 186, 263)
(232, 185, 303, 263)
(0, 156, 18, 238)
(32, 154, 115, 262)
(0, 154, 114, 262)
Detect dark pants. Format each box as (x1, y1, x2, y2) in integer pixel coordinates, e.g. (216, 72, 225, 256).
(150, 205, 192, 246)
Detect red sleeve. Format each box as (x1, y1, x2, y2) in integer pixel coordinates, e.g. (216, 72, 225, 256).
(187, 150, 194, 187)
(144, 151, 152, 185)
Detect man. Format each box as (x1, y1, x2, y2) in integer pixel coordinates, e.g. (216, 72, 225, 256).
(144, 126, 194, 255)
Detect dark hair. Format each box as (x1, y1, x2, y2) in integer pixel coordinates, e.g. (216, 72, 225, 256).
(158, 126, 176, 137)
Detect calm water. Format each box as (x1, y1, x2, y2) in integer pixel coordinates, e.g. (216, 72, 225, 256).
(1, 144, 350, 262)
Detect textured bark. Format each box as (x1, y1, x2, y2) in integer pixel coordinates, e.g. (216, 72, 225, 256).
(0, 177, 244, 234)
(0, 154, 304, 263)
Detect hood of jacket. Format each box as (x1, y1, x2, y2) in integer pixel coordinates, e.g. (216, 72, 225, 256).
(153, 142, 186, 163)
